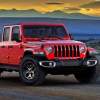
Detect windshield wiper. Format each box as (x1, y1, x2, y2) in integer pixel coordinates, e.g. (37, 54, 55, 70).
(53, 36, 63, 40)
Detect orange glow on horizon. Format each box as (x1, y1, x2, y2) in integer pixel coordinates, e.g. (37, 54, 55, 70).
(0, 0, 99, 16)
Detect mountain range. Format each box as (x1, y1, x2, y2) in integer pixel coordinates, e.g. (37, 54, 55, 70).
(0, 9, 100, 20)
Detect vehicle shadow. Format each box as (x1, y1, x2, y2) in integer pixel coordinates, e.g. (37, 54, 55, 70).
(0, 72, 100, 88)
(43, 75, 79, 86)
(0, 73, 79, 87)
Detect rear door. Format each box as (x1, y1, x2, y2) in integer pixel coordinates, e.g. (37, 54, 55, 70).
(0, 27, 11, 64)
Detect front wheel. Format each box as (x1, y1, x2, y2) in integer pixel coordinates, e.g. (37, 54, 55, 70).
(74, 67, 97, 83)
(19, 56, 46, 85)
(0, 69, 4, 76)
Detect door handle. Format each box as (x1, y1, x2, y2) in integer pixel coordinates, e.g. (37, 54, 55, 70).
(8, 45, 13, 48)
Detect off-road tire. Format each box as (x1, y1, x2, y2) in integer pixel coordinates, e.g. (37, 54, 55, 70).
(0, 69, 4, 76)
(19, 56, 46, 85)
(74, 67, 97, 83)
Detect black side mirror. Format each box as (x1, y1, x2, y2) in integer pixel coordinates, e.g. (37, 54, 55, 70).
(69, 34, 73, 40)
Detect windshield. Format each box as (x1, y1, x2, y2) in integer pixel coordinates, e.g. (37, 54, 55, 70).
(23, 25, 69, 39)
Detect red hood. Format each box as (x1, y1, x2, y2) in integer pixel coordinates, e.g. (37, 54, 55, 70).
(41, 40, 84, 44)
(24, 40, 85, 47)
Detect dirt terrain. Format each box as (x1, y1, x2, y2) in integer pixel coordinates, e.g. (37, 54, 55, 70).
(0, 56, 100, 100)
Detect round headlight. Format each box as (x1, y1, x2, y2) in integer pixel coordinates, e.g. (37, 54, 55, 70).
(79, 46, 86, 53)
(45, 47, 53, 53)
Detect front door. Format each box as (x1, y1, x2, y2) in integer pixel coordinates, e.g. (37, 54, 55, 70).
(8, 26, 23, 65)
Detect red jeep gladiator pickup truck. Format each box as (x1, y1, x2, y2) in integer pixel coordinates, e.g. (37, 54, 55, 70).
(0, 23, 98, 85)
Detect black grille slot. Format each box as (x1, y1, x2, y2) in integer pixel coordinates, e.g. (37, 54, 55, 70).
(77, 46, 80, 56)
(54, 46, 57, 57)
(70, 45, 72, 57)
(73, 45, 76, 57)
(54, 45, 80, 58)
(62, 46, 65, 57)
(66, 46, 69, 57)
(58, 46, 61, 57)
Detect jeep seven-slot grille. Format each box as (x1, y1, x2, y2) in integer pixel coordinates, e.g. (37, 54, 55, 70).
(54, 45, 80, 58)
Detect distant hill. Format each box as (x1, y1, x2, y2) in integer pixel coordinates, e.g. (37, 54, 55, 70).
(0, 9, 42, 17)
(0, 9, 100, 20)
(46, 10, 94, 19)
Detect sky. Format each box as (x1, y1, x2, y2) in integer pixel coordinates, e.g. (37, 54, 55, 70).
(0, 0, 100, 16)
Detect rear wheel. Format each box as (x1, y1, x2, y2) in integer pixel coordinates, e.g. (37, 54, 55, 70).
(74, 67, 97, 83)
(19, 56, 46, 85)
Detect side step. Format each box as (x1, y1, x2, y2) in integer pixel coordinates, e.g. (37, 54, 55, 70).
(0, 64, 19, 71)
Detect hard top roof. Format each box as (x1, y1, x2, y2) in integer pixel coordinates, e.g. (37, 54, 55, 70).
(4, 22, 65, 27)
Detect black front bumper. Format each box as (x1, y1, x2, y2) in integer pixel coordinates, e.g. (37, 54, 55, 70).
(55, 60, 82, 67)
(38, 58, 98, 75)
(39, 57, 98, 68)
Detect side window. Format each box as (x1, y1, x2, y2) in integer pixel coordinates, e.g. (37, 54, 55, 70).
(3, 27, 10, 41)
(12, 26, 20, 42)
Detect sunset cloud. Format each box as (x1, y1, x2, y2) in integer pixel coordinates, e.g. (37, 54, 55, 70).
(80, 1, 100, 8)
(79, 1, 100, 16)
(64, 7, 81, 11)
(0, 0, 99, 16)
(45, 1, 64, 5)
